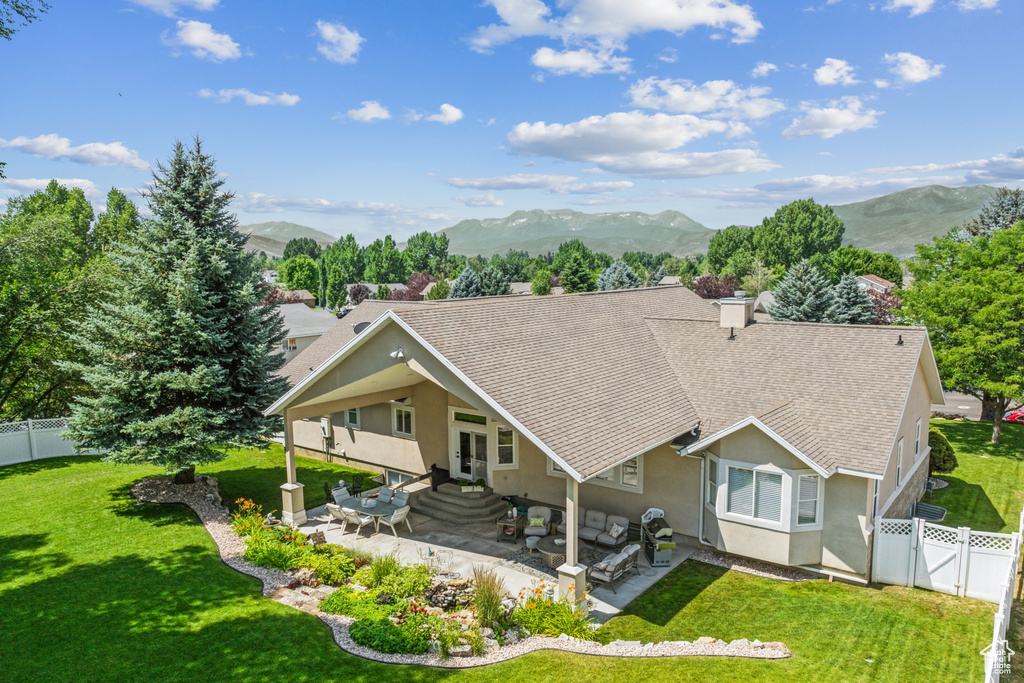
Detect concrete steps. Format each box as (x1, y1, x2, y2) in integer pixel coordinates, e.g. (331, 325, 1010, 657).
(410, 483, 508, 525)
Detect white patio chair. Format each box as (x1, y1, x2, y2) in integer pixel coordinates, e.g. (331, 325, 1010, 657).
(326, 504, 373, 536)
(392, 489, 410, 507)
(377, 487, 395, 504)
(641, 508, 665, 524)
(434, 549, 458, 579)
(379, 505, 413, 537)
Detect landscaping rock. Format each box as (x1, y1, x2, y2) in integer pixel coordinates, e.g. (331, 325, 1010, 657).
(483, 638, 500, 655)
(449, 645, 473, 658)
(696, 636, 718, 645)
(609, 640, 643, 648)
(480, 627, 494, 639)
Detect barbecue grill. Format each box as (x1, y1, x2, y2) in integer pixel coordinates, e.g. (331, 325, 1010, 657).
(641, 516, 675, 567)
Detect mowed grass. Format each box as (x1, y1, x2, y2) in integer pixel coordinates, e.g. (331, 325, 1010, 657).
(0, 436, 1004, 683)
(928, 419, 1024, 532)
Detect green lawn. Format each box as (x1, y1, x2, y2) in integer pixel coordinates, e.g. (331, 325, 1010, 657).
(928, 419, 1024, 532)
(0, 434, 1007, 682)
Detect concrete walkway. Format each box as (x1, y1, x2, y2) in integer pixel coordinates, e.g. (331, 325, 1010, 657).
(298, 504, 696, 624)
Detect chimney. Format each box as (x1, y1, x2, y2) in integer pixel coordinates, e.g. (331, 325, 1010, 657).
(719, 290, 756, 329)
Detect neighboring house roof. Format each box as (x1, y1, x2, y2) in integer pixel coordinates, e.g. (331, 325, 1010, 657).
(283, 289, 316, 300)
(657, 275, 682, 286)
(279, 303, 338, 339)
(509, 282, 533, 295)
(754, 291, 775, 314)
(272, 286, 941, 481)
(355, 283, 408, 295)
(857, 274, 895, 288)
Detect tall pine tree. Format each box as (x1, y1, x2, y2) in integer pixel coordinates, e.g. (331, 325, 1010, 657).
(828, 274, 875, 324)
(64, 140, 287, 482)
(768, 259, 837, 323)
(597, 260, 641, 290)
(479, 265, 511, 296)
(447, 268, 482, 298)
(560, 252, 596, 293)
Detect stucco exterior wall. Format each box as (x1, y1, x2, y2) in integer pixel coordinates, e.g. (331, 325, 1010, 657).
(281, 333, 321, 365)
(820, 474, 871, 575)
(882, 455, 930, 520)
(877, 362, 933, 516)
(716, 425, 803, 470)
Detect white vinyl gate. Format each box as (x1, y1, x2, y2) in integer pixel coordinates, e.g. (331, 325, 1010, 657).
(0, 418, 91, 466)
(873, 517, 1019, 603)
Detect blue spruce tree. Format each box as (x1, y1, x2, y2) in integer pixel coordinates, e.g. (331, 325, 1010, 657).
(447, 268, 482, 298)
(478, 265, 511, 296)
(64, 140, 288, 483)
(828, 274, 876, 324)
(768, 259, 837, 323)
(597, 260, 641, 290)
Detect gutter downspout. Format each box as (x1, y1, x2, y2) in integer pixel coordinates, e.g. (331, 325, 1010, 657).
(681, 452, 713, 547)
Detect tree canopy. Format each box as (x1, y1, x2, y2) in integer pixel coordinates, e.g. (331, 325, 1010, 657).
(282, 236, 322, 261)
(828, 274, 875, 325)
(279, 254, 319, 295)
(753, 198, 845, 270)
(559, 252, 596, 293)
(902, 222, 1024, 443)
(478, 265, 512, 296)
(597, 260, 641, 290)
(448, 267, 482, 298)
(0, 0, 49, 40)
(768, 259, 837, 323)
(64, 140, 286, 477)
(963, 187, 1024, 237)
(363, 234, 407, 285)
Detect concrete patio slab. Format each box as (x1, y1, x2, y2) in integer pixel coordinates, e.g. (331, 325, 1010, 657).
(299, 504, 697, 624)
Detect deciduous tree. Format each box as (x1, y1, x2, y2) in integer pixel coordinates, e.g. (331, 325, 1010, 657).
(282, 236, 322, 261)
(753, 199, 844, 270)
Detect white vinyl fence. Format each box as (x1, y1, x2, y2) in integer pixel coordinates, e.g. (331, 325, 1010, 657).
(873, 510, 1024, 682)
(0, 418, 94, 466)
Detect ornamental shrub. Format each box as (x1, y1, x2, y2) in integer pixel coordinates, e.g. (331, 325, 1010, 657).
(512, 585, 595, 640)
(243, 536, 309, 571)
(349, 618, 431, 655)
(303, 551, 355, 586)
(929, 428, 958, 476)
(319, 586, 404, 620)
(472, 565, 507, 631)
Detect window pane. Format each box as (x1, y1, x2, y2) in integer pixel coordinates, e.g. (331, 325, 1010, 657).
(728, 467, 754, 517)
(754, 472, 782, 522)
(596, 468, 615, 482)
(708, 459, 718, 506)
(498, 445, 514, 465)
(396, 409, 412, 435)
(347, 408, 358, 425)
(454, 412, 486, 425)
(798, 475, 818, 525)
(497, 426, 513, 446)
(622, 458, 639, 487)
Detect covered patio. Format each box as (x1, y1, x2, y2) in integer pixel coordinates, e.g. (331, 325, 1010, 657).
(297, 499, 697, 623)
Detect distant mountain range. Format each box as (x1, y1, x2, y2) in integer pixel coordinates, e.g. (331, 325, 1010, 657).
(239, 184, 998, 260)
(240, 221, 336, 258)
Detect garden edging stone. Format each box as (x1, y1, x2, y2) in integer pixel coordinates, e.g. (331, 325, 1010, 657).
(132, 475, 791, 668)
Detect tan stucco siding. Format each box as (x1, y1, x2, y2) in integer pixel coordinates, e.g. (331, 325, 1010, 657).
(877, 361, 933, 517)
(716, 425, 803, 470)
(820, 474, 871, 574)
(281, 334, 321, 365)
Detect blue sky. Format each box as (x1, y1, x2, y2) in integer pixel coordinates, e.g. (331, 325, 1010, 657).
(2, 0, 1022, 242)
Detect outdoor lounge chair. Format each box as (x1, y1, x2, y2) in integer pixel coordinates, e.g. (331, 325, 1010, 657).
(379, 505, 413, 537)
(524, 506, 552, 537)
(556, 507, 587, 534)
(325, 503, 373, 536)
(595, 514, 631, 550)
(588, 543, 642, 593)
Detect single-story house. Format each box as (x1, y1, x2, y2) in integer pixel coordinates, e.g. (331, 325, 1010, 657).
(281, 289, 317, 308)
(279, 303, 340, 364)
(856, 274, 895, 295)
(266, 286, 942, 589)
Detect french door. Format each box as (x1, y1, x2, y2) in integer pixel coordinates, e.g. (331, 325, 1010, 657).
(456, 429, 488, 483)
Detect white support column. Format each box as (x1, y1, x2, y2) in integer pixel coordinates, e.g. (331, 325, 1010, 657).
(557, 475, 587, 610)
(280, 409, 306, 527)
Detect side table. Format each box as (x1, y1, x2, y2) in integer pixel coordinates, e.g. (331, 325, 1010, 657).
(497, 514, 525, 542)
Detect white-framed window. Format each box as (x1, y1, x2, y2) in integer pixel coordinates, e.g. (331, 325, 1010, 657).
(796, 475, 820, 526)
(872, 480, 879, 520)
(392, 405, 415, 439)
(385, 469, 413, 487)
(283, 338, 297, 351)
(896, 438, 904, 486)
(915, 418, 922, 458)
(344, 407, 360, 430)
(496, 425, 517, 468)
(547, 455, 643, 493)
(726, 466, 783, 523)
(706, 454, 719, 509)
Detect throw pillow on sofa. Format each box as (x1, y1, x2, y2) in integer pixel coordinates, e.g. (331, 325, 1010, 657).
(609, 522, 626, 539)
(528, 516, 545, 527)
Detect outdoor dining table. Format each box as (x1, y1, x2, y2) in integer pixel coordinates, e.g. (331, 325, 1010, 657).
(338, 496, 400, 534)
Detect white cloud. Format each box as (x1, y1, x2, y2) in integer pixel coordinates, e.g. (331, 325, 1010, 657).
(883, 52, 944, 84)
(3, 177, 101, 199)
(315, 20, 364, 64)
(782, 97, 880, 139)
(0, 134, 149, 170)
(551, 180, 634, 194)
(445, 173, 578, 190)
(956, 0, 998, 8)
(813, 58, 859, 86)
(236, 192, 454, 228)
(874, 79, 891, 89)
(531, 46, 631, 75)
(867, 147, 1024, 184)
(454, 193, 505, 207)
(883, 0, 935, 15)
(426, 103, 464, 125)
(163, 20, 240, 62)
(507, 110, 773, 178)
(198, 88, 299, 106)
(471, 0, 763, 52)
(657, 48, 678, 63)
(751, 61, 778, 78)
(344, 101, 391, 122)
(128, 0, 218, 16)
(627, 77, 785, 120)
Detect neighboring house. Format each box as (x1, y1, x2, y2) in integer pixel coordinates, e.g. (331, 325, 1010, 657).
(754, 291, 775, 315)
(261, 270, 277, 283)
(856, 274, 895, 295)
(656, 275, 682, 286)
(281, 289, 316, 308)
(355, 283, 408, 299)
(267, 286, 942, 583)
(278, 303, 339, 364)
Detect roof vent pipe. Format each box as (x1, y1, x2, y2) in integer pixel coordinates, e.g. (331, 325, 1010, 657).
(727, 326, 736, 340)
(896, 334, 904, 346)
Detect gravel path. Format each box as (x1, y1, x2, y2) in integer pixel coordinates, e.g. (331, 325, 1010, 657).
(688, 547, 818, 582)
(133, 475, 791, 667)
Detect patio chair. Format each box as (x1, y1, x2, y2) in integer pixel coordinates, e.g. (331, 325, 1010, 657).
(589, 544, 641, 593)
(392, 489, 410, 508)
(524, 506, 552, 537)
(326, 504, 373, 536)
(377, 487, 395, 504)
(331, 484, 350, 505)
(556, 507, 587, 534)
(323, 482, 335, 505)
(380, 505, 413, 537)
(596, 514, 631, 550)
(641, 508, 665, 524)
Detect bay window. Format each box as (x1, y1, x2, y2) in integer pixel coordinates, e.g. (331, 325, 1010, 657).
(711, 458, 824, 532)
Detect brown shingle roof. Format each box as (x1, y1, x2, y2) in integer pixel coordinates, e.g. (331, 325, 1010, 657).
(645, 318, 928, 474)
